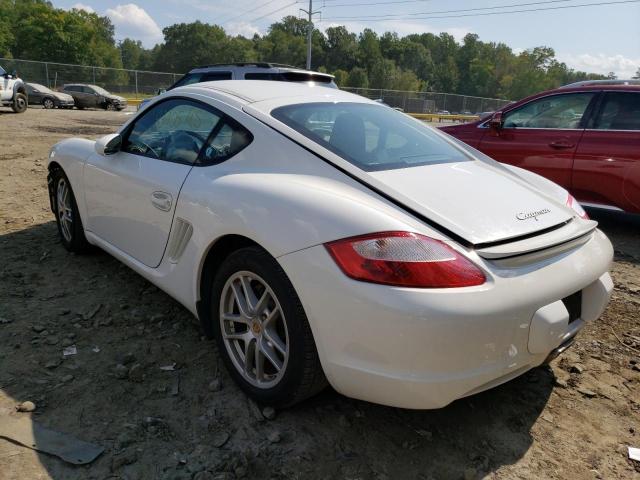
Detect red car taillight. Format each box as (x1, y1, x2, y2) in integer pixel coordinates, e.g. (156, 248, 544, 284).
(566, 194, 589, 219)
(324, 231, 486, 288)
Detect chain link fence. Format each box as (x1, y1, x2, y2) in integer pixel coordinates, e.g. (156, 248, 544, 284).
(1, 58, 181, 98)
(1, 58, 511, 112)
(341, 87, 511, 114)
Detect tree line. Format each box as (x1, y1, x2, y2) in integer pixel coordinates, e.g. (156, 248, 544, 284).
(0, 0, 622, 100)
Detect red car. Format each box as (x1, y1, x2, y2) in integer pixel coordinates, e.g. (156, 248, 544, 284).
(441, 82, 640, 214)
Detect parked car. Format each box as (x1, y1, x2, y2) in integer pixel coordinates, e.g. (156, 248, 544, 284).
(47, 81, 613, 409)
(62, 84, 127, 110)
(441, 83, 640, 213)
(26, 83, 74, 109)
(437, 110, 451, 115)
(138, 62, 336, 110)
(0, 64, 27, 113)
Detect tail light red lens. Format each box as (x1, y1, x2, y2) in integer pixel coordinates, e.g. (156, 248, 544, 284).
(566, 194, 589, 219)
(325, 231, 486, 288)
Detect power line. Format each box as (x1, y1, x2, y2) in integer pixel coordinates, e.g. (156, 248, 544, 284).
(245, 1, 300, 23)
(219, 0, 282, 24)
(323, 0, 570, 13)
(322, 0, 436, 5)
(323, 0, 640, 21)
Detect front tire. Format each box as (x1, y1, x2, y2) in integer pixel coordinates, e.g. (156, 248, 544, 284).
(211, 247, 326, 407)
(43, 97, 55, 109)
(105, 102, 116, 111)
(11, 93, 27, 113)
(51, 169, 90, 253)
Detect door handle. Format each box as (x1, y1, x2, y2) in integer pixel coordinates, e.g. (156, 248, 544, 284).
(549, 140, 575, 149)
(151, 191, 172, 211)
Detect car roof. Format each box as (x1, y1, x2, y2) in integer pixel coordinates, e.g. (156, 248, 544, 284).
(188, 63, 334, 79)
(184, 80, 370, 105)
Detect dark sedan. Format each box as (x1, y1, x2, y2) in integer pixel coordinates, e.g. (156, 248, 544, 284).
(25, 83, 75, 109)
(62, 84, 127, 111)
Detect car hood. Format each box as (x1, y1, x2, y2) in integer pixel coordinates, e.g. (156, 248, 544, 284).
(54, 92, 74, 102)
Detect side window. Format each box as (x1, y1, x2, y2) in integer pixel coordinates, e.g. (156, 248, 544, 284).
(123, 99, 222, 164)
(200, 119, 253, 164)
(503, 93, 595, 129)
(594, 92, 640, 131)
(200, 72, 232, 82)
(82, 86, 94, 94)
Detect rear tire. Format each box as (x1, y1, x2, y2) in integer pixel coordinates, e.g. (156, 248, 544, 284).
(43, 97, 55, 109)
(210, 246, 326, 407)
(51, 169, 90, 253)
(11, 93, 27, 113)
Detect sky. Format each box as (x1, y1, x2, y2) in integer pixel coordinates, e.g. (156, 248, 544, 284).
(54, 0, 640, 78)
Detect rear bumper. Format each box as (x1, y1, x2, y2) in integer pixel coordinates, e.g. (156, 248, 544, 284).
(278, 229, 613, 409)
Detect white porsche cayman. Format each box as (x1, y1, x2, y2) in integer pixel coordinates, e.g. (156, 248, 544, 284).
(47, 81, 613, 409)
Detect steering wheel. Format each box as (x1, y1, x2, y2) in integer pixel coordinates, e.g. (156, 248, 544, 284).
(165, 130, 206, 163)
(129, 140, 161, 159)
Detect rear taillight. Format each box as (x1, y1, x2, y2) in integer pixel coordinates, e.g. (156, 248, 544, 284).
(566, 194, 589, 219)
(324, 231, 486, 288)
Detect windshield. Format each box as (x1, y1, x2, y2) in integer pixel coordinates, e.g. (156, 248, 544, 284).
(29, 83, 51, 93)
(91, 85, 111, 96)
(272, 102, 468, 171)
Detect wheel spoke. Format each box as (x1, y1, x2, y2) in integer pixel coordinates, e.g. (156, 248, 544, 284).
(244, 337, 256, 375)
(239, 275, 258, 313)
(222, 312, 250, 325)
(230, 281, 252, 318)
(259, 338, 283, 372)
(254, 342, 265, 382)
(264, 326, 287, 356)
(223, 330, 249, 342)
(262, 307, 280, 328)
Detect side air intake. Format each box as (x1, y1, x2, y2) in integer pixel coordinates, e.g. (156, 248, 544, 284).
(167, 218, 193, 263)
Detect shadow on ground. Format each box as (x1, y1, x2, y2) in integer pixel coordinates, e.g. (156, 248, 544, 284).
(1, 222, 555, 479)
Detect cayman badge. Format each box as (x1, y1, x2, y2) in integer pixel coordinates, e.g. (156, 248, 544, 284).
(516, 208, 551, 221)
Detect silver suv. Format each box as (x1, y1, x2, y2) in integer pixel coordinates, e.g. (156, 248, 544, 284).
(139, 63, 336, 110)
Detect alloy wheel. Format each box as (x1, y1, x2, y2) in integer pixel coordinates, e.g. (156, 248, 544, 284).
(56, 178, 73, 242)
(219, 271, 289, 389)
(43, 98, 54, 109)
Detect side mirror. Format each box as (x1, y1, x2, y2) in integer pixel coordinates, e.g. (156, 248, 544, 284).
(95, 133, 122, 156)
(488, 111, 503, 131)
(157, 88, 166, 95)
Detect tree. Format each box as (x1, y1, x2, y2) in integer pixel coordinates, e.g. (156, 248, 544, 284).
(345, 67, 369, 88)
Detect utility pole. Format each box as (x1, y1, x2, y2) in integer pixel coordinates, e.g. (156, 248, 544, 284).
(300, 0, 320, 70)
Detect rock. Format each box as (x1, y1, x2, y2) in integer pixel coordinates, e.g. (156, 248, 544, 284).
(208, 378, 223, 392)
(212, 431, 230, 448)
(262, 406, 276, 420)
(570, 363, 585, 374)
(464, 467, 477, 480)
(112, 450, 138, 470)
(577, 387, 597, 398)
(45, 335, 59, 345)
(554, 377, 568, 388)
(61, 337, 74, 348)
(268, 431, 282, 443)
(234, 466, 247, 478)
(541, 412, 554, 424)
(15, 401, 36, 412)
(32, 325, 46, 333)
(61, 374, 74, 383)
(0, 317, 12, 324)
(45, 359, 61, 369)
(193, 472, 216, 480)
(128, 363, 144, 382)
(99, 317, 113, 327)
(83, 304, 102, 320)
(114, 363, 128, 379)
(122, 352, 136, 365)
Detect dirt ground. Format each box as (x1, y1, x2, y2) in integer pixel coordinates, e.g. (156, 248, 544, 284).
(0, 107, 639, 480)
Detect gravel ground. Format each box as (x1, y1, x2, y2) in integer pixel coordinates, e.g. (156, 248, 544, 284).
(1, 107, 639, 480)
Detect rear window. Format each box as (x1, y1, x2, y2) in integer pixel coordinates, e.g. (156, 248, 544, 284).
(272, 102, 468, 171)
(171, 71, 232, 89)
(245, 72, 335, 86)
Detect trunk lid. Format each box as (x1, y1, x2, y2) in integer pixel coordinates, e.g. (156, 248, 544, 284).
(366, 160, 573, 246)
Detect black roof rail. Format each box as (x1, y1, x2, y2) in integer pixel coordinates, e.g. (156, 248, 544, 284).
(193, 62, 301, 70)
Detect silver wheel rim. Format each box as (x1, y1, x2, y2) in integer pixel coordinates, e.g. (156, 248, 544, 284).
(56, 178, 73, 242)
(16, 97, 26, 109)
(219, 271, 289, 389)
(44, 99, 54, 109)
(107, 103, 115, 111)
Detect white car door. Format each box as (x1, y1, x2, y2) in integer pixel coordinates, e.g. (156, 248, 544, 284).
(83, 97, 223, 267)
